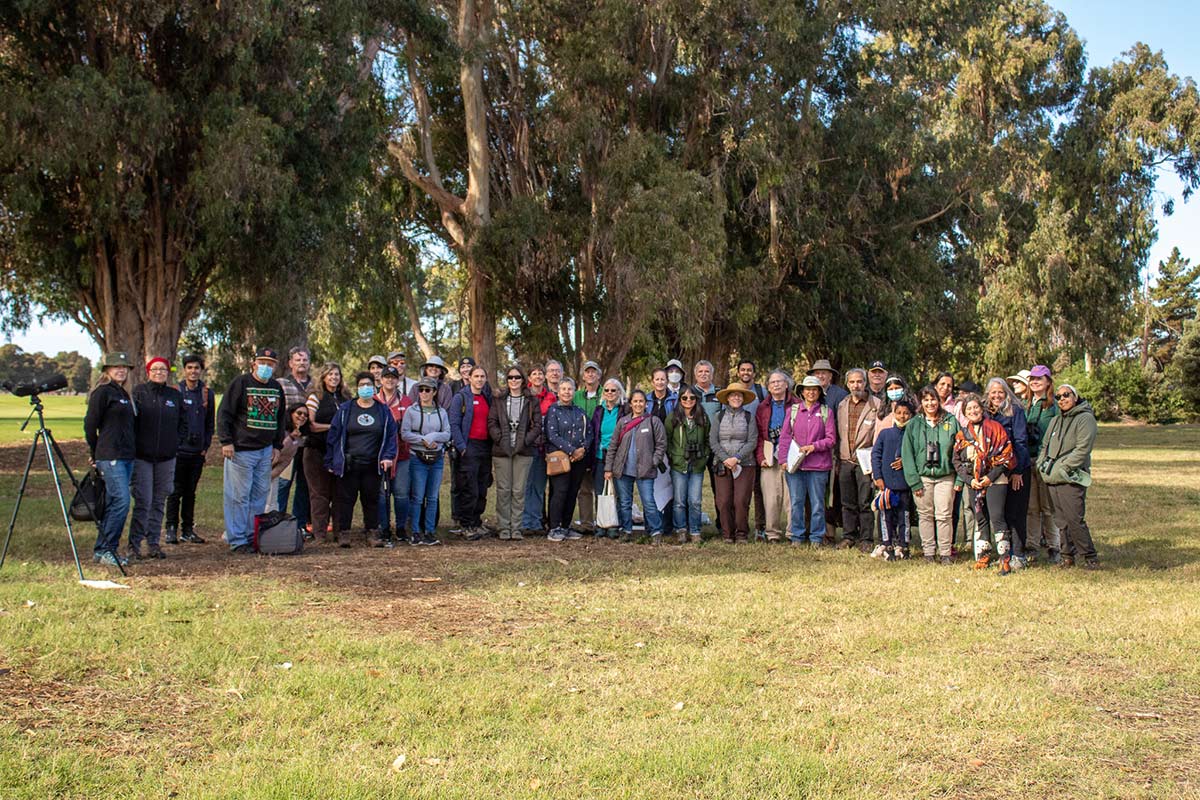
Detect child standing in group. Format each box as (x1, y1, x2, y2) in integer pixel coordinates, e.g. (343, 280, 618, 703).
(871, 399, 915, 560)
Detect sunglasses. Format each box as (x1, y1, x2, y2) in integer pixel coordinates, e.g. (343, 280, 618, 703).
(1054, 393, 1073, 400)
(506, 375, 522, 381)
(680, 396, 697, 403)
(418, 387, 434, 394)
(603, 388, 617, 393)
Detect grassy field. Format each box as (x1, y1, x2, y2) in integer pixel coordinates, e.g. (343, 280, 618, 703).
(0, 421, 1197, 799)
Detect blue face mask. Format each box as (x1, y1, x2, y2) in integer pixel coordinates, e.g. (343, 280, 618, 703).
(255, 364, 274, 381)
(357, 385, 375, 400)
(887, 388, 904, 401)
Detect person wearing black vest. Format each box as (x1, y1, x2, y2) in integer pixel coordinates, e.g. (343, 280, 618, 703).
(128, 357, 187, 560)
(165, 352, 215, 545)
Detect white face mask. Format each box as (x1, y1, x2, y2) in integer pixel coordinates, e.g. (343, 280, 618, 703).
(667, 370, 683, 388)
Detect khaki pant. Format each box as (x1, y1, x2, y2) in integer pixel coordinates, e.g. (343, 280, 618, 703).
(1026, 470, 1060, 554)
(916, 476, 956, 556)
(493, 455, 533, 536)
(759, 464, 790, 540)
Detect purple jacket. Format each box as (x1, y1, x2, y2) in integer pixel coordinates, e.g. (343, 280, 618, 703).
(777, 400, 836, 472)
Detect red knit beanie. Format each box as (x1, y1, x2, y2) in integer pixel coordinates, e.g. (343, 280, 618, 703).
(146, 357, 170, 375)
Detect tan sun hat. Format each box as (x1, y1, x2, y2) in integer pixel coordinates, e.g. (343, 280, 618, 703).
(716, 382, 756, 405)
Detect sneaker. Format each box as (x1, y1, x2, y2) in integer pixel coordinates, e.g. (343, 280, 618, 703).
(883, 549, 897, 562)
(858, 540, 874, 554)
(547, 528, 566, 542)
(338, 531, 351, 548)
(180, 529, 206, 544)
(939, 556, 954, 566)
(464, 527, 487, 541)
(1083, 558, 1100, 570)
(650, 533, 662, 546)
(689, 533, 702, 543)
(836, 539, 854, 550)
(383, 536, 396, 549)
(1011, 555, 1028, 570)
(510, 530, 524, 541)
(302, 530, 315, 543)
(421, 533, 441, 546)
(163, 526, 178, 545)
(565, 528, 583, 541)
(870, 545, 887, 559)
(973, 554, 991, 570)
(408, 533, 422, 546)
(231, 544, 253, 554)
(619, 532, 633, 543)
(147, 544, 166, 560)
(94, 550, 128, 567)
(449, 526, 465, 536)
(499, 530, 511, 541)
(998, 555, 1012, 575)
(126, 542, 144, 562)
(676, 530, 688, 544)
(924, 555, 936, 563)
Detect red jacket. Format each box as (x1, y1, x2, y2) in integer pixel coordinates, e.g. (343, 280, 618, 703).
(755, 394, 797, 465)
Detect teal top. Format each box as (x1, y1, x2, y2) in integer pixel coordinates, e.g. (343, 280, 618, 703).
(599, 405, 621, 454)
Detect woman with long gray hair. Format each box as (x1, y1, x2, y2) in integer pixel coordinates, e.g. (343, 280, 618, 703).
(985, 376, 1032, 566)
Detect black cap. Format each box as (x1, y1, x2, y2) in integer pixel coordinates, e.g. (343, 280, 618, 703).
(459, 356, 476, 368)
(381, 366, 400, 379)
(957, 380, 982, 394)
(868, 360, 887, 372)
(255, 347, 279, 362)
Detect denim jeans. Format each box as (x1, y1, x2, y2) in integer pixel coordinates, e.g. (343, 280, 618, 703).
(409, 456, 444, 535)
(94, 458, 133, 554)
(615, 475, 663, 535)
(521, 453, 547, 530)
(786, 469, 829, 543)
(379, 460, 412, 535)
(223, 446, 273, 548)
(671, 468, 704, 534)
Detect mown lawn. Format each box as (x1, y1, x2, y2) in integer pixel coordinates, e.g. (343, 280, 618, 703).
(0, 424, 1197, 799)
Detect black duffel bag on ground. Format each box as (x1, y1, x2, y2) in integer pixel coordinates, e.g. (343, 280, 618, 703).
(70, 467, 106, 522)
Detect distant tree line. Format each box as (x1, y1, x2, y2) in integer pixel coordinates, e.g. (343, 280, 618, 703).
(0, 345, 92, 394)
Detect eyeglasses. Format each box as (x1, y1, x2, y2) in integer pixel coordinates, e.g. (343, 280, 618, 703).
(148, 367, 169, 373)
(506, 375, 522, 381)
(680, 396, 697, 403)
(602, 388, 617, 393)
(418, 387, 434, 394)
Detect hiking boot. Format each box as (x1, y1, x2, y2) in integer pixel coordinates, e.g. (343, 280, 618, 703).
(147, 543, 167, 560)
(498, 530, 511, 541)
(1059, 556, 1075, 569)
(689, 533, 702, 544)
(510, 530, 524, 541)
(650, 533, 663, 546)
(858, 540, 874, 554)
(676, 529, 688, 544)
(163, 526, 178, 545)
(998, 555, 1012, 576)
(939, 556, 954, 566)
(1083, 558, 1100, 571)
(367, 530, 384, 548)
(973, 554, 991, 570)
(1011, 555, 1028, 571)
(126, 542, 144, 562)
(231, 544, 253, 554)
(179, 529, 206, 544)
(464, 527, 486, 541)
(924, 555, 936, 563)
(337, 530, 351, 548)
(836, 539, 854, 550)
(766, 533, 781, 543)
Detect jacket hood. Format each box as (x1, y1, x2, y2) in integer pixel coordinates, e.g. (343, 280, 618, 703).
(1062, 399, 1094, 419)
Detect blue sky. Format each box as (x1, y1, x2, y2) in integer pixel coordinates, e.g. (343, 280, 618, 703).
(6, 1, 1199, 362)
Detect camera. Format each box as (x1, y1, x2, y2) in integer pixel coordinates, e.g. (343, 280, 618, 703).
(924, 440, 941, 469)
(685, 442, 701, 462)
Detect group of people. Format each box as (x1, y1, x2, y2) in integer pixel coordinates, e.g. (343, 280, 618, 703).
(83, 347, 1101, 573)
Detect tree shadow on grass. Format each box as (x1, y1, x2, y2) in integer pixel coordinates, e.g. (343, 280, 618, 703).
(1098, 537, 1200, 571)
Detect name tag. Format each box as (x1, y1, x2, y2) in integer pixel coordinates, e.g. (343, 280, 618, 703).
(639, 427, 649, 433)
(165, 400, 176, 407)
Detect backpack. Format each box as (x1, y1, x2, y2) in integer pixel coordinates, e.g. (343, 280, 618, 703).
(253, 511, 303, 554)
(70, 467, 106, 522)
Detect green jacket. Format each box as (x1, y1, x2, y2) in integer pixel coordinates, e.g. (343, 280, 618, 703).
(574, 388, 601, 418)
(1037, 400, 1097, 486)
(665, 413, 712, 472)
(902, 413, 962, 492)
(1025, 396, 1058, 456)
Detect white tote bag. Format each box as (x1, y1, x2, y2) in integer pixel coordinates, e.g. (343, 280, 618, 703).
(596, 479, 619, 529)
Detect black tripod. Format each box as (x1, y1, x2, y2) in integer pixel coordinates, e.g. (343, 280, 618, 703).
(0, 393, 98, 580)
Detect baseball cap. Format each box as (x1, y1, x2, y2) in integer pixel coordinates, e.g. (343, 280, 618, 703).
(1029, 365, 1052, 378)
(255, 346, 279, 362)
(868, 360, 887, 373)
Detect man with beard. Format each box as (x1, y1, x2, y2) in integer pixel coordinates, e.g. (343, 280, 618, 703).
(836, 368, 883, 552)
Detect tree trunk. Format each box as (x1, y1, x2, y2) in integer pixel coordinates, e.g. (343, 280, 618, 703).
(400, 277, 436, 361)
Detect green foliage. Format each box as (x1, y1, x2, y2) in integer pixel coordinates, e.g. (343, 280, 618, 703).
(1057, 358, 1189, 423)
(1175, 318, 1200, 412)
(1149, 247, 1200, 365)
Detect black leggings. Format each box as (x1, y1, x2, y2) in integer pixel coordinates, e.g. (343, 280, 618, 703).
(335, 461, 382, 532)
(548, 459, 586, 530)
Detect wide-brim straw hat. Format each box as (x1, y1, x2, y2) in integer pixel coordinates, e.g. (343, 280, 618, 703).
(716, 382, 756, 405)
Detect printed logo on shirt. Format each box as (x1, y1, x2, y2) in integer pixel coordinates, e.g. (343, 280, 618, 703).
(357, 413, 377, 426)
(165, 399, 176, 407)
(246, 386, 280, 430)
(184, 398, 194, 405)
(119, 399, 129, 404)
